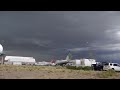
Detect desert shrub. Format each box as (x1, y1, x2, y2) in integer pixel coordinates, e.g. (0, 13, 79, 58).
(82, 66, 92, 70)
(66, 66, 77, 69)
(66, 66, 92, 70)
(61, 70, 65, 72)
(55, 66, 63, 69)
(48, 70, 53, 73)
(97, 69, 117, 78)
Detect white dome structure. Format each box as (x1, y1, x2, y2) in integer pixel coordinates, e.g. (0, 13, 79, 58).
(0, 44, 3, 54)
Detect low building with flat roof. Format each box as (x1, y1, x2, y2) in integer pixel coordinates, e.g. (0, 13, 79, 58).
(4, 56, 36, 65)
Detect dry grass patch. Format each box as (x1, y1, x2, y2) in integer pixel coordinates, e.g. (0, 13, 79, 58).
(97, 70, 117, 78)
(1, 64, 120, 79)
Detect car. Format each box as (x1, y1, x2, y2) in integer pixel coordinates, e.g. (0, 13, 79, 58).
(103, 63, 120, 71)
(92, 62, 103, 71)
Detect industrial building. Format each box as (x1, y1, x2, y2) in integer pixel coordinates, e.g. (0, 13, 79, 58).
(0, 44, 37, 65)
(4, 56, 36, 65)
(66, 58, 96, 67)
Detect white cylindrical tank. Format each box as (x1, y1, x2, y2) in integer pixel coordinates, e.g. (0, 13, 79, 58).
(75, 59, 81, 65)
(83, 59, 96, 66)
(0, 44, 3, 54)
(72, 59, 81, 66)
(84, 59, 91, 66)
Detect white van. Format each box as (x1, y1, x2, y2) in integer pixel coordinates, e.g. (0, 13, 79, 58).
(103, 63, 120, 71)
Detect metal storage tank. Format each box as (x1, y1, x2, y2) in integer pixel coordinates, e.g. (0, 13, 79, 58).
(81, 59, 96, 66)
(0, 44, 3, 54)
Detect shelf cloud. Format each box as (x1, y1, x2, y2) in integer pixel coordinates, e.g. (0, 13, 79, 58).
(1, 11, 120, 62)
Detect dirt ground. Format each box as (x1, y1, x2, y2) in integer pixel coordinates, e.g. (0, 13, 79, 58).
(0, 65, 120, 79)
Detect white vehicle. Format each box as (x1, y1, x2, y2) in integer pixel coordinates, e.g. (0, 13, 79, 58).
(103, 63, 120, 71)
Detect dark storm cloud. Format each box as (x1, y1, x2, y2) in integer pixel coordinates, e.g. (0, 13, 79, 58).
(1, 11, 120, 62)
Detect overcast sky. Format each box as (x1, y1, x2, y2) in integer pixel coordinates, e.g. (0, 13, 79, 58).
(1, 11, 120, 62)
